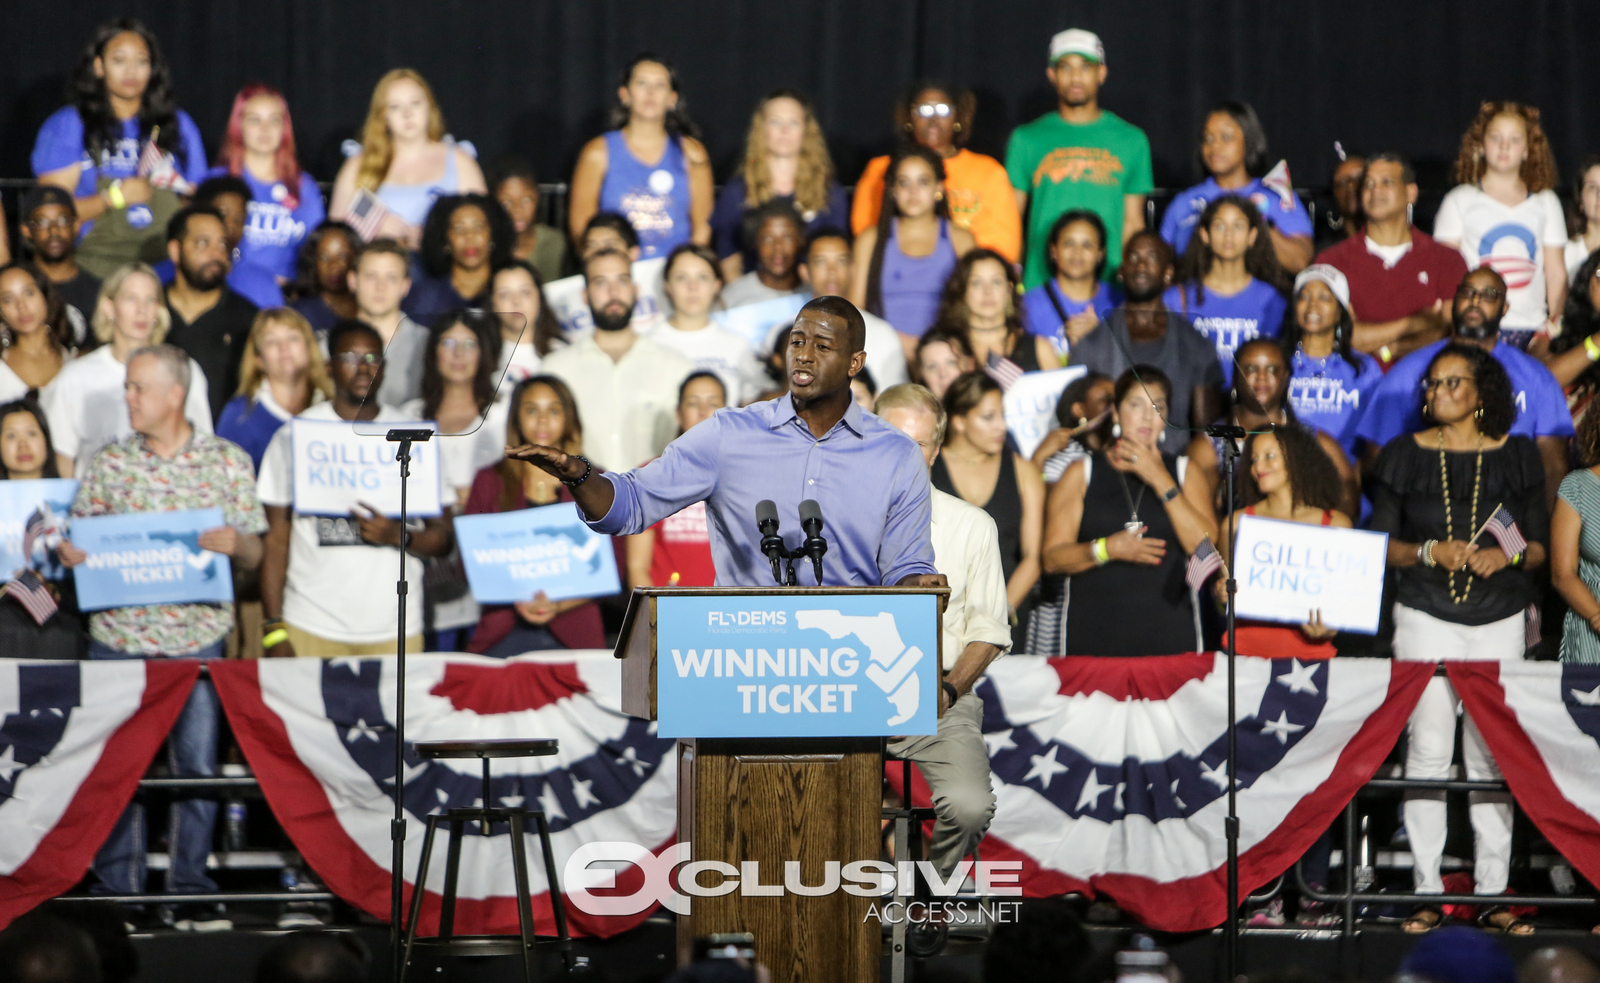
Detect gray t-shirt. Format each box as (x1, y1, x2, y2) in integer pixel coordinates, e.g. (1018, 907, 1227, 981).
(1068, 308, 1224, 437)
(719, 272, 800, 310)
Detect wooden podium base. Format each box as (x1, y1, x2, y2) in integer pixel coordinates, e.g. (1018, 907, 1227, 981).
(676, 737, 881, 983)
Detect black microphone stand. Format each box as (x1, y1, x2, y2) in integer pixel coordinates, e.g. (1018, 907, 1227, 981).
(385, 427, 432, 983)
(1205, 421, 1245, 982)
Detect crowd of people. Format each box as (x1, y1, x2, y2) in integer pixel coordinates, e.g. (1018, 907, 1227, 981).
(8, 15, 1600, 937)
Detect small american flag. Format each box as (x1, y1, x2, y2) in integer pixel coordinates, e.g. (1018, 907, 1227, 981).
(1186, 537, 1225, 592)
(1, 570, 58, 626)
(1261, 159, 1295, 208)
(134, 126, 192, 196)
(345, 189, 392, 242)
(1481, 505, 1529, 558)
(984, 352, 1025, 391)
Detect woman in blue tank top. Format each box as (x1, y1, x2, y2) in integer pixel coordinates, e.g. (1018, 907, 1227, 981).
(568, 54, 713, 260)
(850, 146, 974, 352)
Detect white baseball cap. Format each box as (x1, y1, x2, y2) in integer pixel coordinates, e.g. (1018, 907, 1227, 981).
(1049, 29, 1105, 66)
(1293, 264, 1352, 312)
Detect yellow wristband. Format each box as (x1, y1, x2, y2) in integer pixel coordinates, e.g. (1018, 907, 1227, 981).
(105, 180, 126, 210)
(1584, 335, 1600, 363)
(1092, 537, 1111, 565)
(262, 629, 289, 649)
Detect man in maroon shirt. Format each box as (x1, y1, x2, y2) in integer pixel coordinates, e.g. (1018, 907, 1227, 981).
(1315, 152, 1468, 367)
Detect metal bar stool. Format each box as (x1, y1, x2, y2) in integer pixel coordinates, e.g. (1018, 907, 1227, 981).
(882, 750, 943, 982)
(401, 738, 573, 982)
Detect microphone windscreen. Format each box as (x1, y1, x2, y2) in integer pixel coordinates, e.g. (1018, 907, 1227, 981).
(799, 499, 823, 526)
(756, 499, 779, 526)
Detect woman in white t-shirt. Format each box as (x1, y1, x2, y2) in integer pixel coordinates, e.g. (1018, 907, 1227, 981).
(489, 260, 565, 385)
(1434, 102, 1567, 348)
(1566, 157, 1600, 285)
(38, 263, 211, 475)
(648, 243, 765, 404)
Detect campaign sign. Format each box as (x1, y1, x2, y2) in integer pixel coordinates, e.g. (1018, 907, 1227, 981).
(290, 419, 443, 519)
(455, 504, 621, 604)
(71, 508, 233, 611)
(1232, 514, 1389, 634)
(1002, 366, 1085, 460)
(654, 592, 939, 739)
(0, 479, 76, 580)
(711, 294, 808, 354)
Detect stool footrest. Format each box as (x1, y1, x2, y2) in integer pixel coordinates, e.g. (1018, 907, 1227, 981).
(409, 935, 571, 957)
(442, 806, 548, 821)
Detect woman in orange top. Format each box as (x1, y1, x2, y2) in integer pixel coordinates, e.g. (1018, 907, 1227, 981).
(1218, 422, 1351, 659)
(851, 82, 1021, 263)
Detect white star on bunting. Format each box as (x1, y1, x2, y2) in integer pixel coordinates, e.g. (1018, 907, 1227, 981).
(1075, 769, 1110, 812)
(1023, 745, 1070, 790)
(983, 729, 1018, 756)
(570, 775, 601, 809)
(1275, 659, 1321, 695)
(1260, 711, 1306, 745)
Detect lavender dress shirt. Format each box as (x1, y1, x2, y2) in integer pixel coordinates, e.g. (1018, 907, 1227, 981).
(587, 394, 937, 587)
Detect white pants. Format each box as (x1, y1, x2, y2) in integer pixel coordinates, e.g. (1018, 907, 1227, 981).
(1393, 603, 1523, 895)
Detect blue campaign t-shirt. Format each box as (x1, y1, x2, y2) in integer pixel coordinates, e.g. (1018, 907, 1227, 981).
(31, 106, 208, 237)
(1288, 347, 1384, 455)
(1163, 279, 1287, 386)
(1357, 338, 1576, 449)
(1158, 176, 1313, 254)
(1021, 280, 1119, 358)
(216, 393, 292, 472)
(206, 167, 325, 283)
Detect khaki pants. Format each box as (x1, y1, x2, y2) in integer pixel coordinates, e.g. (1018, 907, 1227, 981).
(285, 623, 423, 657)
(886, 692, 996, 878)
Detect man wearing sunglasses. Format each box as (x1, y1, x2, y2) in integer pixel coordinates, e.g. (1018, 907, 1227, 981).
(1358, 266, 1572, 503)
(256, 319, 454, 658)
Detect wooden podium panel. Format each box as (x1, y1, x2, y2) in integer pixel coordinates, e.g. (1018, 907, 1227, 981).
(676, 737, 880, 981)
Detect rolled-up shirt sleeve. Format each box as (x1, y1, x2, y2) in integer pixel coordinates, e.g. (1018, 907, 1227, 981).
(585, 416, 721, 536)
(875, 445, 938, 586)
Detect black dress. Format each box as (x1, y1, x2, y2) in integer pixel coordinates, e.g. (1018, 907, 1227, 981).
(1065, 450, 1197, 656)
(932, 451, 1032, 649)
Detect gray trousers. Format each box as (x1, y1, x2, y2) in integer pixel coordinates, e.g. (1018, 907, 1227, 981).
(886, 692, 997, 878)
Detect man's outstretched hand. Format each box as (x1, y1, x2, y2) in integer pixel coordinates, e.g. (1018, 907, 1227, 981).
(504, 443, 615, 520)
(505, 443, 583, 481)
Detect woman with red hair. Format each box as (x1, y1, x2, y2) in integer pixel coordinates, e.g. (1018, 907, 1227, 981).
(207, 84, 325, 286)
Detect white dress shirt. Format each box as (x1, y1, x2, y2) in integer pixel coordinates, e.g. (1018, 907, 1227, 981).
(540, 331, 694, 470)
(930, 488, 1012, 670)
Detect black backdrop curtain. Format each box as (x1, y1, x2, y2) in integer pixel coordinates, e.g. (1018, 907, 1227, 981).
(0, 0, 1595, 192)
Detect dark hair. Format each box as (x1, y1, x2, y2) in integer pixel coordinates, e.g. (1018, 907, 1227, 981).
(663, 242, 725, 287)
(1240, 423, 1343, 511)
(804, 225, 852, 259)
(608, 53, 701, 139)
(420, 194, 516, 280)
(933, 247, 1023, 349)
(1422, 342, 1516, 438)
(865, 146, 950, 318)
(37, 901, 138, 983)
(583, 247, 634, 282)
(165, 204, 225, 244)
(853, 365, 878, 396)
(679, 370, 727, 405)
(485, 153, 539, 194)
(419, 308, 501, 419)
(583, 211, 640, 251)
(492, 260, 565, 357)
(0, 913, 102, 983)
(326, 318, 383, 356)
(894, 80, 976, 149)
(495, 374, 583, 511)
(1569, 154, 1600, 240)
(1556, 249, 1600, 391)
(1055, 370, 1112, 427)
(1114, 364, 1173, 409)
(1578, 383, 1600, 467)
(289, 221, 361, 301)
(1045, 208, 1109, 280)
(1233, 335, 1293, 413)
(765, 324, 793, 384)
(1172, 195, 1291, 304)
(71, 20, 185, 171)
(1201, 101, 1270, 178)
(914, 325, 975, 381)
(1366, 151, 1417, 186)
(1279, 276, 1361, 373)
(941, 370, 1001, 442)
(253, 930, 369, 983)
(741, 198, 807, 270)
(0, 263, 76, 355)
(0, 398, 63, 479)
(194, 175, 252, 208)
(799, 295, 867, 354)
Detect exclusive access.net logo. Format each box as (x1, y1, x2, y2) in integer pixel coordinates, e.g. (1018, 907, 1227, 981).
(563, 842, 1024, 923)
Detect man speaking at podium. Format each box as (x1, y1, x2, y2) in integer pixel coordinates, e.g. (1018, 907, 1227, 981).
(505, 295, 946, 594)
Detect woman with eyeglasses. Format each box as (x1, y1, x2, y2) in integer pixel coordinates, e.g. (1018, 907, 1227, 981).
(850, 82, 1020, 263)
(1369, 342, 1548, 936)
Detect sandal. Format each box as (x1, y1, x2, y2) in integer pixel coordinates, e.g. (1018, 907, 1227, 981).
(1478, 905, 1534, 936)
(1402, 904, 1445, 935)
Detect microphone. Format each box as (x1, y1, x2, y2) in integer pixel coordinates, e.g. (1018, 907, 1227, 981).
(799, 499, 828, 585)
(756, 499, 785, 585)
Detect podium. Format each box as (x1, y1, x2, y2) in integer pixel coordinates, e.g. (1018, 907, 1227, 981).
(614, 586, 945, 983)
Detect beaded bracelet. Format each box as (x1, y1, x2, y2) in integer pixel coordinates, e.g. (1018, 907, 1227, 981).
(562, 455, 593, 488)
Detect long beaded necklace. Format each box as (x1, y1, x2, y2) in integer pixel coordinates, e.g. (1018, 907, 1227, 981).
(1438, 428, 1483, 604)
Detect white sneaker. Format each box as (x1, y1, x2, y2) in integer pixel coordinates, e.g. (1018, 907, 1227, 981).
(276, 909, 325, 929)
(173, 905, 232, 932)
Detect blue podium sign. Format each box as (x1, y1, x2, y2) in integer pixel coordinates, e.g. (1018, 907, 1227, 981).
(654, 592, 939, 739)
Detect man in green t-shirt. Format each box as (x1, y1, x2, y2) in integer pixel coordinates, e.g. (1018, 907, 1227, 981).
(1006, 29, 1154, 289)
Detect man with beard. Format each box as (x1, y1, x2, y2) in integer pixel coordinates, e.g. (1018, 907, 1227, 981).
(1005, 29, 1152, 289)
(541, 249, 693, 470)
(1359, 266, 1571, 500)
(164, 205, 259, 421)
(1066, 230, 1224, 433)
(18, 185, 99, 341)
(509, 294, 945, 592)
